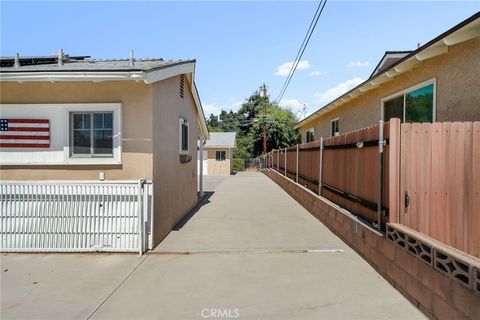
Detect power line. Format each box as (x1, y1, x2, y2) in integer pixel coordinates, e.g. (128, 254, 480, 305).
(276, 2, 323, 100)
(276, 0, 327, 103)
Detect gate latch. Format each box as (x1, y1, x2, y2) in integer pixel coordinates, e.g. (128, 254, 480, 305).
(404, 191, 410, 212)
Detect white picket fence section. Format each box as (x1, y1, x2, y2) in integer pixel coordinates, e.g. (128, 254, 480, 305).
(0, 180, 153, 254)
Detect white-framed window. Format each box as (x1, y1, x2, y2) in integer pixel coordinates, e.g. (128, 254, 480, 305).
(331, 118, 340, 137)
(179, 118, 189, 154)
(70, 112, 113, 157)
(215, 150, 226, 161)
(306, 128, 315, 142)
(382, 79, 436, 123)
(65, 104, 122, 165)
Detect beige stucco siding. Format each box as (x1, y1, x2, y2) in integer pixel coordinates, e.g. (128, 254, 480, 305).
(0, 81, 153, 180)
(151, 75, 200, 244)
(205, 148, 231, 176)
(300, 38, 480, 141)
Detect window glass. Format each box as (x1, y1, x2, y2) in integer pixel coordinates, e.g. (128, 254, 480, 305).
(93, 112, 113, 154)
(405, 84, 434, 123)
(94, 129, 113, 154)
(73, 113, 91, 154)
(383, 83, 434, 123)
(384, 95, 404, 122)
(306, 129, 314, 142)
(181, 124, 188, 151)
(216, 151, 226, 161)
(71, 112, 113, 157)
(331, 119, 339, 137)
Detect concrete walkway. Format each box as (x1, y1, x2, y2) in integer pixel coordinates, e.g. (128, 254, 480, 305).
(1, 172, 425, 320)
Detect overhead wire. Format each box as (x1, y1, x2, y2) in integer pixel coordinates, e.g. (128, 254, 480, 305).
(276, 0, 328, 103)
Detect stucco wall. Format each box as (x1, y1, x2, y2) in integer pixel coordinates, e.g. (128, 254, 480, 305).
(151, 75, 200, 244)
(300, 38, 480, 142)
(206, 147, 231, 176)
(0, 81, 153, 180)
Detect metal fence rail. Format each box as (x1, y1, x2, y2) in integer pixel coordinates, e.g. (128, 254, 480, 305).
(1, 180, 153, 254)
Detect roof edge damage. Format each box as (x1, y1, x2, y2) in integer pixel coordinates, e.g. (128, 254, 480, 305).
(295, 11, 480, 129)
(0, 58, 209, 139)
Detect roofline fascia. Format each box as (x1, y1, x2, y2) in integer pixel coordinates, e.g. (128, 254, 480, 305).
(0, 71, 145, 82)
(295, 11, 480, 129)
(192, 81, 209, 140)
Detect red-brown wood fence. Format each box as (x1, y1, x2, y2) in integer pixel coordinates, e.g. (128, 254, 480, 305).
(265, 119, 480, 258)
(399, 122, 480, 258)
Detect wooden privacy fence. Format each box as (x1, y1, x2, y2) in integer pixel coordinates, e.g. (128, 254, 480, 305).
(264, 119, 480, 258)
(267, 120, 392, 230)
(399, 122, 480, 258)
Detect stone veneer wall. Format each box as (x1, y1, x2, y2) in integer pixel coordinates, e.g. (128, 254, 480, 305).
(264, 169, 480, 320)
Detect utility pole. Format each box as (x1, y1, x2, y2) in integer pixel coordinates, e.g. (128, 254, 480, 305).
(260, 83, 268, 155)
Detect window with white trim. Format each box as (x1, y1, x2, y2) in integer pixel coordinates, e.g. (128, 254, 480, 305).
(306, 128, 315, 143)
(70, 112, 113, 157)
(179, 118, 189, 154)
(331, 118, 340, 137)
(383, 81, 435, 123)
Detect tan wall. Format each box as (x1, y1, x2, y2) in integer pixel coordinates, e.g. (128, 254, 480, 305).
(151, 75, 200, 244)
(206, 148, 231, 176)
(300, 38, 480, 142)
(0, 81, 153, 180)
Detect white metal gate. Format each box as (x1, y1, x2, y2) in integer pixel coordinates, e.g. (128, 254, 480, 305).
(0, 180, 153, 254)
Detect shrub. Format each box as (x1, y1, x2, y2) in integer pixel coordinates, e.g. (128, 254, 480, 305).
(232, 158, 245, 172)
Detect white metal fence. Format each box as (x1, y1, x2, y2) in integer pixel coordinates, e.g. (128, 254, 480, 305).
(1, 180, 153, 254)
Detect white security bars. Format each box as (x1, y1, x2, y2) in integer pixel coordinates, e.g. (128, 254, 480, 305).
(1, 180, 153, 254)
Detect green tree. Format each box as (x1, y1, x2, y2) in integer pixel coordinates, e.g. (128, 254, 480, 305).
(207, 114, 219, 127)
(250, 102, 301, 156)
(219, 110, 240, 132)
(203, 86, 301, 167)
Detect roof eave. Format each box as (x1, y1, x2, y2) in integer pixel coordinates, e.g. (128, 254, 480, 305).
(0, 71, 145, 82)
(295, 12, 480, 129)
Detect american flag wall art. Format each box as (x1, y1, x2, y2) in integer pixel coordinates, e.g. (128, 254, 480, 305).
(0, 119, 50, 148)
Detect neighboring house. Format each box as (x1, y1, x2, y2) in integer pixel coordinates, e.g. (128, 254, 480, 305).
(199, 132, 236, 176)
(0, 52, 209, 247)
(296, 12, 480, 142)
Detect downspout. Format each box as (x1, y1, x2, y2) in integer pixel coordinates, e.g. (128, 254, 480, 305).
(199, 139, 205, 198)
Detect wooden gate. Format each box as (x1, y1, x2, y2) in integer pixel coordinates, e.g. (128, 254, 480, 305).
(400, 122, 480, 258)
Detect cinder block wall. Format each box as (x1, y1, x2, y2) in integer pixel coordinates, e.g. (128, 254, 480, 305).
(264, 169, 480, 320)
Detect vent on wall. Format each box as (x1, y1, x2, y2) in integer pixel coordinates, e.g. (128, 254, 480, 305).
(180, 74, 185, 99)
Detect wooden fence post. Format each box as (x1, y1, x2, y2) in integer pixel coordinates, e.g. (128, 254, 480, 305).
(389, 118, 401, 223)
(277, 150, 280, 172)
(296, 144, 299, 183)
(284, 147, 287, 176)
(319, 137, 323, 196)
(377, 120, 385, 231)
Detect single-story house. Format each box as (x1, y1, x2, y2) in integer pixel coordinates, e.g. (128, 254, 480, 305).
(0, 51, 209, 249)
(199, 132, 236, 176)
(296, 12, 480, 142)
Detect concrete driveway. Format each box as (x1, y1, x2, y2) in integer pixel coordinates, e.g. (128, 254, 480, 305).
(1, 173, 425, 320)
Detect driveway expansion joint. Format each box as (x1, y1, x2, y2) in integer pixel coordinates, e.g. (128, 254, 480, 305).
(148, 248, 344, 255)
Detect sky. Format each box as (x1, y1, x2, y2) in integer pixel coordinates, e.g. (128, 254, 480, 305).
(1, 1, 479, 119)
